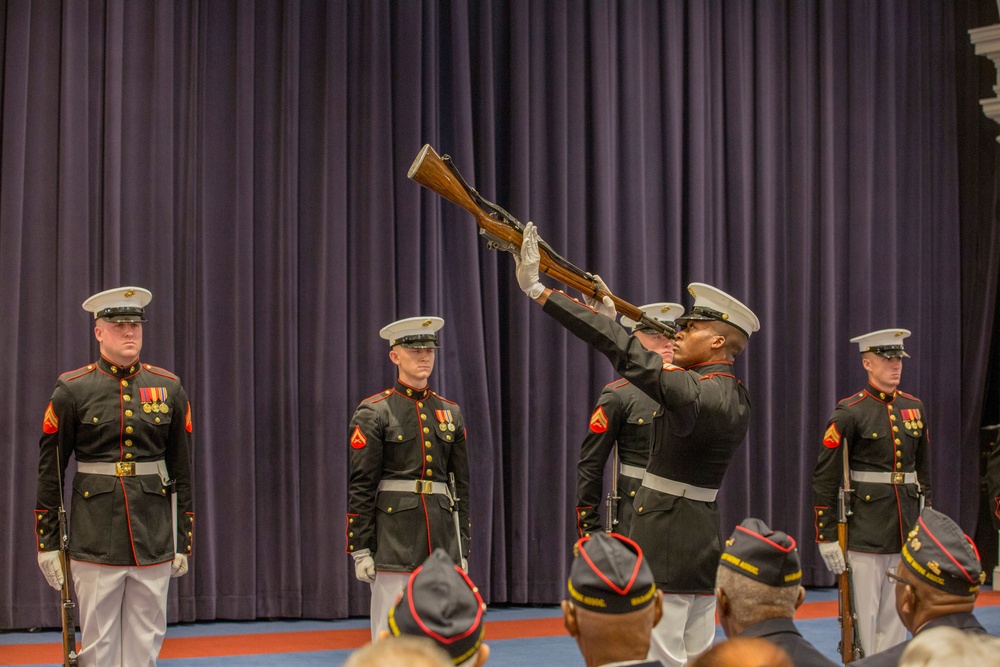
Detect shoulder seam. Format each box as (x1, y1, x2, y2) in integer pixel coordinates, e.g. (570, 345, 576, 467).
(143, 364, 179, 381)
(431, 393, 459, 406)
(62, 365, 96, 381)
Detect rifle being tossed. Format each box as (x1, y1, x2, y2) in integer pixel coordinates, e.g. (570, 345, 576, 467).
(407, 144, 672, 336)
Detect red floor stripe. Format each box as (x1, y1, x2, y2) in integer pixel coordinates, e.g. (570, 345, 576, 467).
(2, 591, 998, 665)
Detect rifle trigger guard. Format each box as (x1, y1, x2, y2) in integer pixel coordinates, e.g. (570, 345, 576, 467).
(479, 228, 518, 254)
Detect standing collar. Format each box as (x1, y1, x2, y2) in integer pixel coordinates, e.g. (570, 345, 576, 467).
(865, 383, 898, 403)
(394, 379, 431, 400)
(685, 360, 734, 374)
(97, 356, 141, 379)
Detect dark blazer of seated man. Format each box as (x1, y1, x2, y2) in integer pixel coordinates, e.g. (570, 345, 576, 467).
(715, 518, 838, 667)
(852, 507, 988, 667)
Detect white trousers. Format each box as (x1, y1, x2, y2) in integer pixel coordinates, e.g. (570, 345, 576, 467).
(647, 594, 716, 667)
(848, 551, 907, 658)
(72, 560, 172, 667)
(368, 572, 410, 640)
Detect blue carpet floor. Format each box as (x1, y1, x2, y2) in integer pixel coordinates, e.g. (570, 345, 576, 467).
(3, 587, 999, 666)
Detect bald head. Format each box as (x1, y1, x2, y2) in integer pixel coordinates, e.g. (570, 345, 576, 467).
(690, 637, 793, 667)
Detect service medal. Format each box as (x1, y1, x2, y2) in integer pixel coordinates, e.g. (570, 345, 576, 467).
(917, 420, 923, 428)
(448, 423, 455, 432)
(152, 403, 161, 413)
(143, 403, 152, 414)
(439, 423, 448, 431)
(160, 403, 169, 413)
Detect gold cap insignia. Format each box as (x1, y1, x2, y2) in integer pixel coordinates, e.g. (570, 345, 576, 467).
(910, 538, 921, 551)
(927, 561, 941, 575)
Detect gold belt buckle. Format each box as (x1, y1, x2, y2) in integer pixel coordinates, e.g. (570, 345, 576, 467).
(115, 462, 136, 477)
(414, 480, 434, 494)
(891, 472, 905, 485)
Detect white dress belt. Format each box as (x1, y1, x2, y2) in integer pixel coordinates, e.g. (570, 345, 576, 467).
(641, 471, 718, 502)
(378, 479, 452, 497)
(619, 463, 645, 480)
(77, 460, 168, 480)
(850, 470, 917, 485)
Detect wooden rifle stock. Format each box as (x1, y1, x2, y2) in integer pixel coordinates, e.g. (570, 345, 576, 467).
(58, 546, 79, 666)
(836, 518, 857, 663)
(407, 145, 673, 336)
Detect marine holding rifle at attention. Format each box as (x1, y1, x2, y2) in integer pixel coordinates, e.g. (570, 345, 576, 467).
(514, 222, 759, 667)
(345, 317, 471, 640)
(812, 329, 931, 660)
(35, 286, 194, 667)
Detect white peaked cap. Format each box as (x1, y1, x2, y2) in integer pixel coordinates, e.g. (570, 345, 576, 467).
(850, 328, 911, 358)
(620, 302, 685, 333)
(677, 283, 760, 337)
(82, 286, 152, 322)
(379, 316, 444, 348)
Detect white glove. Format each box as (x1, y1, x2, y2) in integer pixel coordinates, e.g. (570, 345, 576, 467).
(514, 222, 545, 299)
(583, 275, 617, 319)
(171, 553, 189, 578)
(818, 542, 846, 575)
(353, 549, 376, 583)
(37, 551, 64, 590)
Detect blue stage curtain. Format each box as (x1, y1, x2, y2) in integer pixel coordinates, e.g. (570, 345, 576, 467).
(1, 0, 997, 629)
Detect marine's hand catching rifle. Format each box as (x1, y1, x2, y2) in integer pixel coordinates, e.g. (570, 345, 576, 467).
(584, 275, 616, 320)
(514, 222, 545, 299)
(818, 541, 846, 575)
(515, 222, 615, 320)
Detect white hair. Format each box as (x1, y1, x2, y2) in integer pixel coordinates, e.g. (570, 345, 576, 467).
(899, 626, 1000, 667)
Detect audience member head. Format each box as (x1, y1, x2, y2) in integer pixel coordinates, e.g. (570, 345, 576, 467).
(387, 548, 489, 666)
(899, 625, 1000, 667)
(562, 532, 662, 667)
(689, 637, 793, 667)
(893, 508, 983, 634)
(343, 635, 453, 667)
(715, 518, 804, 638)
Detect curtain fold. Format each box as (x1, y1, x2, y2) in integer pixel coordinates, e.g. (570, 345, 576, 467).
(1, 0, 996, 628)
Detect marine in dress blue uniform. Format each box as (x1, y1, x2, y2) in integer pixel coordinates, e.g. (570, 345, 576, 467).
(575, 302, 682, 537)
(812, 329, 931, 658)
(35, 286, 194, 667)
(346, 317, 471, 640)
(514, 221, 760, 667)
(852, 508, 988, 667)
